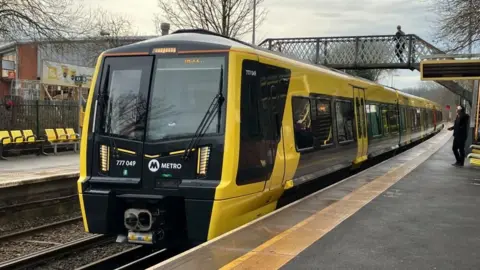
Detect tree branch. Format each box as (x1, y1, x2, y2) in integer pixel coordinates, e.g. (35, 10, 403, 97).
(156, 0, 267, 39)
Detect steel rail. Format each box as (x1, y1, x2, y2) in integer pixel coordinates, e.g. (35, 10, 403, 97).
(0, 235, 114, 270)
(0, 216, 82, 242)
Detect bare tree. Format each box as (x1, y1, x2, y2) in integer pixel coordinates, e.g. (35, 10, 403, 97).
(87, 8, 138, 45)
(77, 8, 141, 65)
(154, 0, 267, 38)
(0, 0, 89, 41)
(37, 8, 145, 67)
(401, 81, 458, 118)
(430, 0, 480, 52)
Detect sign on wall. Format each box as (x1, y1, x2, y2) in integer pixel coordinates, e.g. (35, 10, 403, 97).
(41, 60, 94, 87)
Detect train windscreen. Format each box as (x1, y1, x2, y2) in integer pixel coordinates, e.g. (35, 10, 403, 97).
(99, 55, 226, 142)
(146, 56, 225, 141)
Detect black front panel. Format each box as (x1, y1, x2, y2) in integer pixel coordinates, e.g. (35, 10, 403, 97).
(84, 50, 227, 198)
(184, 199, 214, 244)
(83, 38, 232, 194)
(140, 53, 227, 192)
(236, 60, 291, 185)
(83, 189, 122, 234)
(146, 154, 198, 181)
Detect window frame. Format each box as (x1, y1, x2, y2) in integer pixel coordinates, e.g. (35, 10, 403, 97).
(334, 98, 356, 145)
(144, 53, 229, 142)
(291, 95, 315, 152)
(313, 95, 335, 149)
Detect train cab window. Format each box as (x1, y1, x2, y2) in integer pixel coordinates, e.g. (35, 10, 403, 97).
(312, 98, 333, 146)
(100, 56, 152, 141)
(366, 104, 381, 137)
(335, 100, 355, 143)
(292, 97, 313, 150)
(147, 55, 226, 141)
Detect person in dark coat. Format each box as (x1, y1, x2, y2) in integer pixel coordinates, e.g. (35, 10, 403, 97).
(395, 25, 406, 63)
(447, 105, 470, 166)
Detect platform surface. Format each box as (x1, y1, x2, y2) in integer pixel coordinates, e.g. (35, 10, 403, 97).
(0, 153, 79, 188)
(282, 135, 480, 269)
(149, 128, 480, 270)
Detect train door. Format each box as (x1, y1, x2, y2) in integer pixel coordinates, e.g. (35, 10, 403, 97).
(260, 62, 287, 191)
(353, 86, 368, 161)
(236, 58, 287, 193)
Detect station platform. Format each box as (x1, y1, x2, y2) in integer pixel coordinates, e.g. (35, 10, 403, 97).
(0, 152, 79, 188)
(149, 129, 480, 269)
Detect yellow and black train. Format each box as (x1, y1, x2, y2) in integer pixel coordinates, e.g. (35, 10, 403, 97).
(77, 29, 443, 248)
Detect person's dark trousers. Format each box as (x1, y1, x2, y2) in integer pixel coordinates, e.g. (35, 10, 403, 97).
(452, 137, 466, 165)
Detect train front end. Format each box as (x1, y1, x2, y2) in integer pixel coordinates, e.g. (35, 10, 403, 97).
(77, 34, 230, 248)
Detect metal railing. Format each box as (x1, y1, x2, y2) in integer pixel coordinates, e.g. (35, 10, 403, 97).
(0, 100, 79, 136)
(258, 34, 473, 104)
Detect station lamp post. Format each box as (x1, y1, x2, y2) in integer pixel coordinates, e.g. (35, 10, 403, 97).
(252, 0, 256, 45)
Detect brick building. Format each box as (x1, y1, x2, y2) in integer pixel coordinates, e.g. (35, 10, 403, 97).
(0, 35, 156, 99)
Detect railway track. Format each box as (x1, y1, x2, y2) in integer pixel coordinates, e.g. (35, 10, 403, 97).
(0, 194, 78, 215)
(77, 247, 180, 270)
(0, 235, 114, 270)
(0, 216, 82, 243)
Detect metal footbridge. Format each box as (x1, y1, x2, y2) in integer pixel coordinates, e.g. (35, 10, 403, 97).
(258, 34, 473, 104)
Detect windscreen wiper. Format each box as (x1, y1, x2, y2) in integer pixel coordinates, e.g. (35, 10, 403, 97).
(183, 65, 224, 161)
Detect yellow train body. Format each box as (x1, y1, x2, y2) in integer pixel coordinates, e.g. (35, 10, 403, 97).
(77, 30, 443, 247)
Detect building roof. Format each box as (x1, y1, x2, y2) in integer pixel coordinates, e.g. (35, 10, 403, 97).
(0, 35, 158, 54)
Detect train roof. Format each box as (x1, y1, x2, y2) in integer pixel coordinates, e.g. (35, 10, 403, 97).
(105, 29, 441, 108)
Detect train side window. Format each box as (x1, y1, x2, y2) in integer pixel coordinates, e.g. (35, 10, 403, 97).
(292, 96, 314, 150)
(312, 98, 333, 146)
(415, 108, 421, 130)
(412, 109, 415, 128)
(366, 104, 381, 137)
(335, 100, 355, 143)
(400, 107, 406, 132)
(411, 108, 417, 130)
(387, 104, 399, 133)
(381, 104, 389, 135)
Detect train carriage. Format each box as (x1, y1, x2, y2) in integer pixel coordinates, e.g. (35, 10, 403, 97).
(77, 29, 443, 248)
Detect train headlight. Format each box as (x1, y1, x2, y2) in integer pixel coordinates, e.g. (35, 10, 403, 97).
(197, 146, 210, 176)
(100, 145, 110, 172)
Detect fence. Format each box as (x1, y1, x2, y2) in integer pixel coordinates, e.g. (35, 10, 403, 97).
(0, 99, 80, 136)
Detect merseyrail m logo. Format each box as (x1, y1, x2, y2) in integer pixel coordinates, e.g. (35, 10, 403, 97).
(148, 159, 160, 172)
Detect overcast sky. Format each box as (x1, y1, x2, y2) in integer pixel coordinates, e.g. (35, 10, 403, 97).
(84, 0, 439, 89)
